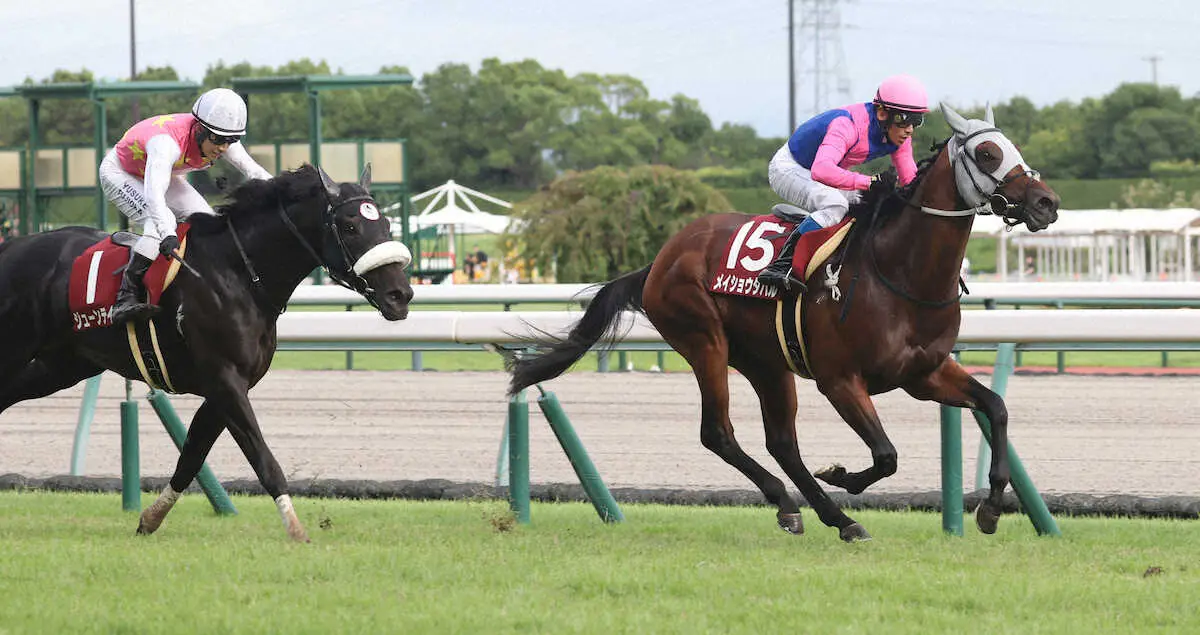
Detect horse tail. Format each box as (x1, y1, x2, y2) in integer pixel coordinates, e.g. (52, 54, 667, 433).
(507, 263, 652, 396)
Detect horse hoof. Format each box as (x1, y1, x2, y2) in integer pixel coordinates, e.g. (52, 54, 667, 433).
(814, 464, 847, 485)
(287, 525, 311, 543)
(975, 503, 1000, 535)
(839, 523, 872, 542)
(136, 514, 162, 536)
(776, 511, 804, 535)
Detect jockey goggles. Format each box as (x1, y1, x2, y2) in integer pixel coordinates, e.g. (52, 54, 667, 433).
(887, 109, 925, 128)
(207, 132, 242, 146)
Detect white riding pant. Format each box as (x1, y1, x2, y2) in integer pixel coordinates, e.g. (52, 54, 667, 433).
(99, 149, 215, 259)
(767, 144, 861, 228)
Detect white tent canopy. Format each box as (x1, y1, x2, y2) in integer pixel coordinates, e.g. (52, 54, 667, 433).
(968, 208, 1200, 281)
(407, 179, 519, 235)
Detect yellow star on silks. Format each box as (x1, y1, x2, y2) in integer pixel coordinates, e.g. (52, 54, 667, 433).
(151, 115, 175, 128)
(174, 153, 187, 168)
(128, 140, 146, 162)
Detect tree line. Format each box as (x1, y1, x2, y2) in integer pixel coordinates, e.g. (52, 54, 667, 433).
(3, 59, 1198, 191)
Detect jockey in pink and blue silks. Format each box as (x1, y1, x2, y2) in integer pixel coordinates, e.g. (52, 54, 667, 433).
(99, 87, 273, 325)
(757, 74, 931, 291)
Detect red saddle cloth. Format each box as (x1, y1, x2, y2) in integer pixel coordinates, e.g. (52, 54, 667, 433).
(709, 215, 851, 300)
(67, 225, 191, 332)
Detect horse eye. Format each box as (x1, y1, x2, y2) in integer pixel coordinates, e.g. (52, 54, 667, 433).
(342, 223, 357, 233)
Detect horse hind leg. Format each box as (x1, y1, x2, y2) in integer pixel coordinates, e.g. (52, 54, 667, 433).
(666, 328, 804, 534)
(0, 347, 100, 415)
(738, 362, 868, 542)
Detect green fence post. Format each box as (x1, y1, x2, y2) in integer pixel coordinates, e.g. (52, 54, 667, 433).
(507, 390, 531, 524)
(120, 380, 140, 512)
(344, 305, 354, 370)
(412, 351, 424, 371)
(70, 374, 103, 475)
(495, 414, 510, 488)
(618, 351, 629, 372)
(1054, 301, 1065, 373)
(939, 404, 964, 536)
(147, 391, 238, 515)
(536, 387, 624, 523)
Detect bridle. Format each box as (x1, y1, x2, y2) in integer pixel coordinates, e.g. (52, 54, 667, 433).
(227, 187, 409, 313)
(868, 131, 1039, 308)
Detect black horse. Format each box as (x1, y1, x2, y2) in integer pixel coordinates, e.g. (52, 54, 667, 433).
(0, 164, 413, 541)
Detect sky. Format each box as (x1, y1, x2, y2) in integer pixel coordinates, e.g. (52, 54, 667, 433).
(2, 0, 1197, 138)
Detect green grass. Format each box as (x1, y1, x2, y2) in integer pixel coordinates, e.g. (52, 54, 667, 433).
(1, 492, 1196, 634)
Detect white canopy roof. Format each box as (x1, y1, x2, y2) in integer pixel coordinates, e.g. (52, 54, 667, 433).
(972, 208, 1200, 240)
(384, 179, 520, 235)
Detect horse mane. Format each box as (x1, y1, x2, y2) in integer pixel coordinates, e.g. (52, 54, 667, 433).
(186, 164, 326, 235)
(849, 138, 950, 229)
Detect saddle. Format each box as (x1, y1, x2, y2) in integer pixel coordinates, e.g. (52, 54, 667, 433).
(67, 226, 191, 332)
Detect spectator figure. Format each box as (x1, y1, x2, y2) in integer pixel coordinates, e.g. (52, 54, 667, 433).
(472, 245, 489, 281)
(463, 251, 476, 281)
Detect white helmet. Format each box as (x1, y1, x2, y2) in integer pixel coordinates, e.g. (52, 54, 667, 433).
(192, 88, 248, 136)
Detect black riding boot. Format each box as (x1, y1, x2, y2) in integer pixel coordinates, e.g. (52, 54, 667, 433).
(110, 252, 159, 325)
(756, 226, 807, 292)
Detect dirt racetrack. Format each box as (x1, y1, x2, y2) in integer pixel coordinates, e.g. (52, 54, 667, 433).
(2, 370, 1198, 498)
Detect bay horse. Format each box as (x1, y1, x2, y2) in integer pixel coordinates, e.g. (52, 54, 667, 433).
(509, 104, 1060, 541)
(0, 164, 414, 542)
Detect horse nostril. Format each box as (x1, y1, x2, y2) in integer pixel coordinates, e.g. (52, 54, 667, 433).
(389, 289, 413, 305)
(1036, 195, 1058, 214)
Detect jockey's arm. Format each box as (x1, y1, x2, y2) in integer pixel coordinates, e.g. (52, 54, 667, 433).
(142, 134, 183, 238)
(221, 142, 273, 181)
(890, 137, 918, 186)
(810, 117, 873, 191)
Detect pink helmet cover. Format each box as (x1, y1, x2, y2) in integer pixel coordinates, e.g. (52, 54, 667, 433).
(874, 75, 929, 113)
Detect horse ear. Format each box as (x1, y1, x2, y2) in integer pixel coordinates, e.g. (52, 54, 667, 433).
(359, 162, 372, 191)
(940, 103, 970, 137)
(316, 165, 340, 199)
(984, 103, 996, 127)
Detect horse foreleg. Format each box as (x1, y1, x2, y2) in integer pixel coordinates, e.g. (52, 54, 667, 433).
(740, 364, 867, 542)
(904, 357, 1009, 535)
(211, 376, 309, 543)
(813, 376, 898, 496)
(137, 400, 229, 536)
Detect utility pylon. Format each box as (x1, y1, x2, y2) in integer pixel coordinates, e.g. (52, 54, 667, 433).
(793, 0, 853, 122)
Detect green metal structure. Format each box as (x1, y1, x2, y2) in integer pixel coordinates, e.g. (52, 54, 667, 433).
(9, 80, 201, 234)
(230, 75, 420, 247)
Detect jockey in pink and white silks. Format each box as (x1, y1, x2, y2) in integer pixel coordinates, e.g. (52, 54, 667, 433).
(757, 74, 931, 291)
(99, 87, 273, 324)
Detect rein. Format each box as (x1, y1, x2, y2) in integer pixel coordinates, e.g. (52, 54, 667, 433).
(224, 191, 379, 315)
(864, 209, 966, 309)
(862, 141, 1012, 308)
